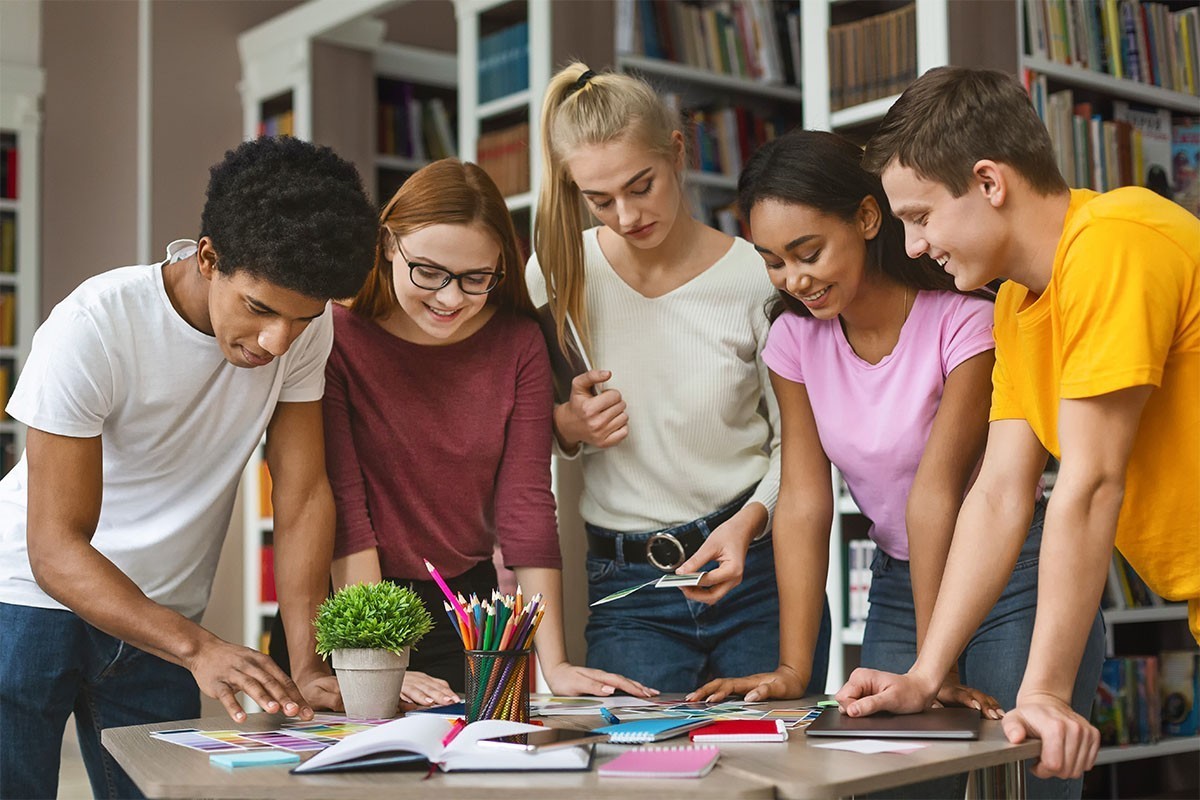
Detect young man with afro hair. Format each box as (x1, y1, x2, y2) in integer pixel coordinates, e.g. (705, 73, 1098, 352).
(0, 137, 378, 800)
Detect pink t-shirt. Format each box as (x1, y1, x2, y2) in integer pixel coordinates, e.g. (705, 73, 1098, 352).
(762, 290, 995, 560)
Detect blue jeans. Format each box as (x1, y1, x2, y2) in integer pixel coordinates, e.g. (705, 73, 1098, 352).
(0, 603, 200, 799)
(584, 503, 832, 693)
(861, 501, 1106, 800)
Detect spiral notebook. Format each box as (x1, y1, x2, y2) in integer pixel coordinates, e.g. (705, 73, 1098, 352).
(593, 718, 711, 743)
(599, 745, 719, 778)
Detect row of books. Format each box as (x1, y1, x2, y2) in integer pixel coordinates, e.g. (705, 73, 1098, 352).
(1024, 0, 1200, 96)
(845, 538, 878, 631)
(829, 2, 917, 112)
(0, 361, 11, 420)
(0, 290, 15, 346)
(677, 100, 789, 178)
(0, 134, 16, 200)
(259, 460, 273, 519)
(260, 544, 277, 604)
(476, 121, 530, 198)
(696, 197, 744, 239)
(617, 0, 802, 87)
(376, 87, 456, 163)
(1092, 651, 1200, 746)
(477, 21, 528, 105)
(0, 213, 14, 273)
(1029, 74, 1200, 214)
(1104, 549, 1173, 610)
(257, 109, 294, 139)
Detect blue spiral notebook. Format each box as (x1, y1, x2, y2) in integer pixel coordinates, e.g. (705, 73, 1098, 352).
(592, 718, 711, 744)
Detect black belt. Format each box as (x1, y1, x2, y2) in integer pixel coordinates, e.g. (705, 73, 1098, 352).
(585, 488, 755, 572)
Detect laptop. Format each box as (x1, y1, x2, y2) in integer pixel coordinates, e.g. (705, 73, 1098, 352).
(804, 707, 983, 740)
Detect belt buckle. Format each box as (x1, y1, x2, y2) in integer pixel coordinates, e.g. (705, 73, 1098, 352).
(646, 532, 686, 572)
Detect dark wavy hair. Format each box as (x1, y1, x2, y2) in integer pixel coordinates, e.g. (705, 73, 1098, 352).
(200, 137, 377, 300)
(737, 129, 992, 320)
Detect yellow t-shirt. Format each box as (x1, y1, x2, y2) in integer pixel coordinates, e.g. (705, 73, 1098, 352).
(991, 188, 1200, 642)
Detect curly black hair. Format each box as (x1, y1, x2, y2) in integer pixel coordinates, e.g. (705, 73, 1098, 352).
(200, 137, 377, 300)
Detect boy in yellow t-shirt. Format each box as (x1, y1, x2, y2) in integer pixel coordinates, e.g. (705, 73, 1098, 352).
(833, 66, 1199, 784)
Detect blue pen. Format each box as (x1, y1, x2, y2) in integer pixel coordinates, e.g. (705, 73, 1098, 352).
(600, 707, 621, 725)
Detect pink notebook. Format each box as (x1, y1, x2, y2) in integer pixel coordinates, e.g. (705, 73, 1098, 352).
(598, 745, 720, 779)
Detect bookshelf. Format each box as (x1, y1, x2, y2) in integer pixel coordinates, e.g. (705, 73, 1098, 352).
(455, 0, 551, 255)
(614, 1, 804, 235)
(1018, 1, 1200, 212)
(0, 60, 43, 479)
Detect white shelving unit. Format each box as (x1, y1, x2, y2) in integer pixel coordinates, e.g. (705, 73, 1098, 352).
(454, 0, 551, 223)
(1095, 735, 1200, 766)
(0, 57, 44, 477)
(803, 0, 948, 133)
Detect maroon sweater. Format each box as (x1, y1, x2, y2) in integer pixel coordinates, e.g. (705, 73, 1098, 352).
(323, 304, 561, 579)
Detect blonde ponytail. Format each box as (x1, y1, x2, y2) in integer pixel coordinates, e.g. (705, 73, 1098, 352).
(534, 61, 681, 358)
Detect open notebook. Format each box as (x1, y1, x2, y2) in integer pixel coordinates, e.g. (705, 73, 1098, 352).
(292, 716, 592, 773)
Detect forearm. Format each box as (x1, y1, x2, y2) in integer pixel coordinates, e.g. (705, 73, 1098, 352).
(911, 485, 1030, 689)
(1019, 479, 1118, 703)
(905, 489, 959, 650)
(32, 537, 212, 667)
(331, 548, 383, 590)
(773, 503, 829, 683)
(274, 481, 336, 679)
(512, 567, 568, 667)
(551, 403, 582, 454)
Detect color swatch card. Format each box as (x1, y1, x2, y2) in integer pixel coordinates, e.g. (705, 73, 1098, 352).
(689, 719, 788, 742)
(152, 727, 336, 753)
(210, 750, 301, 769)
(599, 745, 720, 778)
(590, 573, 707, 607)
(593, 717, 712, 743)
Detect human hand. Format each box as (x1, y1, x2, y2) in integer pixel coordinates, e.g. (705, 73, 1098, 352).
(935, 667, 1003, 720)
(834, 667, 939, 717)
(293, 671, 344, 712)
(686, 665, 808, 703)
(1002, 692, 1099, 779)
(542, 662, 658, 698)
(400, 671, 461, 706)
(188, 636, 314, 722)
(677, 505, 765, 604)
(553, 370, 628, 451)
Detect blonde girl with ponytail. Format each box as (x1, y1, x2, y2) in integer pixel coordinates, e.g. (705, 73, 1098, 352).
(528, 63, 831, 692)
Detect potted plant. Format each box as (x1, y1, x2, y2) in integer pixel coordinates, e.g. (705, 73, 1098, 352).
(314, 581, 434, 719)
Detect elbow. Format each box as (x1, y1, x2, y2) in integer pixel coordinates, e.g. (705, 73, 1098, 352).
(28, 540, 68, 600)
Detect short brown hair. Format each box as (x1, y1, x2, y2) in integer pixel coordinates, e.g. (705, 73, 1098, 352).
(863, 66, 1067, 197)
(352, 158, 534, 320)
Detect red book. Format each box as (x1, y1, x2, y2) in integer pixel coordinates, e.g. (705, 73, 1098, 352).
(688, 719, 788, 743)
(260, 545, 276, 603)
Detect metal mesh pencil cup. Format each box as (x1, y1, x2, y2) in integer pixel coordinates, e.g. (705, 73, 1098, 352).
(464, 649, 530, 723)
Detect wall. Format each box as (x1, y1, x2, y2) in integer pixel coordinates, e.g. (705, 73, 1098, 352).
(40, 0, 139, 314)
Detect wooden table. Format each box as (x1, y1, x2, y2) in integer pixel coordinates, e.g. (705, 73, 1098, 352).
(101, 701, 1040, 799)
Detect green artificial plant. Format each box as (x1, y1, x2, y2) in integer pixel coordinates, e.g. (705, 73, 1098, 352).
(314, 581, 434, 657)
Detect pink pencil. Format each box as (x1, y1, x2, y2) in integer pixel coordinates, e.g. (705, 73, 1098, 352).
(424, 558, 470, 627)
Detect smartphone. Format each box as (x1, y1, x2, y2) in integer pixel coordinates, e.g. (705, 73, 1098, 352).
(476, 728, 609, 752)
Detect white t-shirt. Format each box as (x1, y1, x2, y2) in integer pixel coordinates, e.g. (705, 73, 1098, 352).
(527, 228, 781, 532)
(0, 240, 333, 619)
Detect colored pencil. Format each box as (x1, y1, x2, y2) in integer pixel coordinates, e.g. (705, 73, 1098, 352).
(424, 559, 470, 626)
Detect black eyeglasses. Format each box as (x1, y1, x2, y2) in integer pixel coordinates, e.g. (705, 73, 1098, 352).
(393, 235, 504, 295)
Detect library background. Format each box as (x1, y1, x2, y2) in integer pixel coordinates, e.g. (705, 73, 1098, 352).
(0, 1, 1197, 797)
